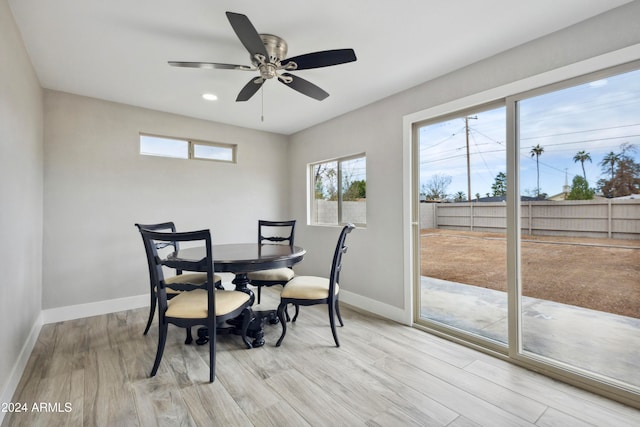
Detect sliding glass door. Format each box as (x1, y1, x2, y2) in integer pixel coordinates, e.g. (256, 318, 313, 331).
(413, 61, 640, 402)
(416, 104, 508, 347)
(514, 66, 640, 389)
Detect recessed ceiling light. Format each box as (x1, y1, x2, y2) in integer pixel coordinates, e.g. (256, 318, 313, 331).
(202, 93, 218, 101)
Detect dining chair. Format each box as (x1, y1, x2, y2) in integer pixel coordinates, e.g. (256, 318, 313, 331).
(135, 222, 223, 343)
(139, 228, 253, 382)
(247, 220, 296, 304)
(276, 223, 355, 347)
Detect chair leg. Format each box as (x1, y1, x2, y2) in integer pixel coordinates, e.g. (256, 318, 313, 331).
(151, 321, 168, 377)
(209, 321, 216, 383)
(185, 327, 193, 344)
(143, 292, 156, 335)
(257, 285, 262, 304)
(335, 300, 344, 327)
(275, 302, 288, 347)
(328, 302, 340, 347)
(292, 303, 300, 322)
(240, 307, 253, 349)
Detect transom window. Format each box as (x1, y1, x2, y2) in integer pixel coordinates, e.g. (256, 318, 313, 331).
(139, 133, 236, 163)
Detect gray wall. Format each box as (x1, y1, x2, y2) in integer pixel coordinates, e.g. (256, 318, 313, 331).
(42, 91, 290, 309)
(289, 2, 640, 313)
(0, 0, 43, 404)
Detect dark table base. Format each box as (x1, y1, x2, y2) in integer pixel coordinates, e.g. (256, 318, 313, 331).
(194, 272, 282, 348)
(196, 310, 279, 348)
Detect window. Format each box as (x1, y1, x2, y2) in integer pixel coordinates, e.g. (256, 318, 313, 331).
(310, 154, 366, 226)
(140, 134, 188, 159)
(139, 134, 236, 163)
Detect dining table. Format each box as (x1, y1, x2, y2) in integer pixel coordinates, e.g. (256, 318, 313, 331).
(162, 243, 306, 347)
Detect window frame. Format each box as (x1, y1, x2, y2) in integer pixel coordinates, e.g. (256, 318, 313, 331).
(139, 133, 237, 164)
(309, 153, 367, 227)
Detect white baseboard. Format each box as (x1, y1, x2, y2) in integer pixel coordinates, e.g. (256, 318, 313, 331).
(340, 289, 410, 325)
(40, 288, 404, 327)
(0, 313, 43, 426)
(42, 294, 149, 324)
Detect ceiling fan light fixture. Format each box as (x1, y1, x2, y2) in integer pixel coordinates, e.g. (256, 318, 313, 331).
(202, 93, 218, 101)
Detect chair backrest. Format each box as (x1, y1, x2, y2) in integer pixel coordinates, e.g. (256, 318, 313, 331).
(328, 224, 356, 298)
(258, 220, 296, 246)
(138, 228, 216, 314)
(135, 222, 183, 279)
(135, 221, 179, 249)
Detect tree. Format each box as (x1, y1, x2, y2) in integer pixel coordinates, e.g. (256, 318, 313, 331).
(600, 151, 619, 182)
(453, 191, 466, 202)
(491, 172, 507, 197)
(573, 150, 592, 182)
(567, 175, 594, 200)
(313, 164, 337, 200)
(422, 173, 452, 200)
(343, 179, 366, 201)
(530, 144, 544, 198)
(597, 143, 640, 198)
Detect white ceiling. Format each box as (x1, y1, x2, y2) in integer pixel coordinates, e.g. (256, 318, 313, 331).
(8, 0, 632, 135)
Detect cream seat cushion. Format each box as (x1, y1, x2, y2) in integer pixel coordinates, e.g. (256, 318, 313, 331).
(166, 289, 250, 319)
(247, 267, 294, 282)
(164, 273, 222, 295)
(280, 276, 339, 300)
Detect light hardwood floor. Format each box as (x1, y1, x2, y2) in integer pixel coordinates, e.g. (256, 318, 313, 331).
(3, 287, 639, 427)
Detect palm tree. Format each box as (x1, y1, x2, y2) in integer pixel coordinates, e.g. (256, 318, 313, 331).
(600, 151, 619, 181)
(453, 191, 466, 202)
(530, 144, 544, 198)
(573, 150, 592, 182)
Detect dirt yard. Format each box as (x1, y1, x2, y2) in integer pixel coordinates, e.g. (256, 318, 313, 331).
(421, 228, 640, 318)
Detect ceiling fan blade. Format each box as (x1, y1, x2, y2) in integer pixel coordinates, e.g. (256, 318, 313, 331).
(283, 49, 357, 70)
(280, 73, 329, 101)
(236, 78, 264, 102)
(168, 61, 252, 71)
(226, 12, 268, 57)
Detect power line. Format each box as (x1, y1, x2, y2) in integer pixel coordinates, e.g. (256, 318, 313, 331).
(470, 128, 504, 146)
(520, 122, 640, 141)
(419, 133, 638, 165)
(419, 125, 466, 151)
(520, 134, 640, 150)
(469, 132, 498, 193)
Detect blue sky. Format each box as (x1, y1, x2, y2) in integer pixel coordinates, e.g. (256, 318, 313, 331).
(419, 67, 640, 199)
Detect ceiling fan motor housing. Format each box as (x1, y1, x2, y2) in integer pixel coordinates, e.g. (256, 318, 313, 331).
(258, 34, 288, 62)
(253, 34, 291, 79)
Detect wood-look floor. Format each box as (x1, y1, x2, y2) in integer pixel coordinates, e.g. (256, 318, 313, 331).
(3, 287, 639, 427)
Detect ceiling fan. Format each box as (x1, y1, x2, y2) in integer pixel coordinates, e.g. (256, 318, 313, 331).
(169, 12, 357, 102)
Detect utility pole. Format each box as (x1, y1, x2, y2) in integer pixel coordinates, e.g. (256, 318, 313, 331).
(465, 116, 478, 201)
